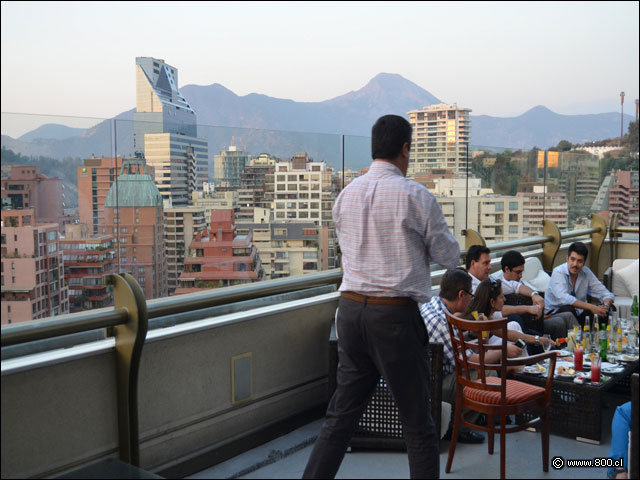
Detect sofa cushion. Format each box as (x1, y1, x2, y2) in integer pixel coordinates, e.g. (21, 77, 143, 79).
(615, 258, 639, 298)
(522, 257, 550, 293)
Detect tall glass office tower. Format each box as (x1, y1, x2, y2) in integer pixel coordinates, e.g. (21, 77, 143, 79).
(133, 57, 209, 207)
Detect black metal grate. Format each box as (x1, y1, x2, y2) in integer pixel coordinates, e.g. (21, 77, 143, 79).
(328, 326, 443, 450)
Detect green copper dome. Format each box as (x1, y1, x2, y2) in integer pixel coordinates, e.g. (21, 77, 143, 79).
(105, 159, 163, 208)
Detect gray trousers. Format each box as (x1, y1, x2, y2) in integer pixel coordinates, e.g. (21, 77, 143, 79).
(303, 297, 439, 479)
(543, 311, 579, 339)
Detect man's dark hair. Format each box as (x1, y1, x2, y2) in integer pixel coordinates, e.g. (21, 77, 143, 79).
(568, 241, 589, 260)
(465, 245, 491, 270)
(501, 250, 525, 272)
(440, 269, 472, 301)
(371, 115, 412, 160)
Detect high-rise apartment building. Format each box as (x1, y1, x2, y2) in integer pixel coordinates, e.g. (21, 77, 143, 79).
(60, 223, 116, 313)
(407, 104, 471, 177)
(267, 154, 337, 268)
(77, 156, 124, 234)
(213, 145, 250, 189)
(237, 223, 322, 279)
(558, 153, 600, 225)
(191, 190, 238, 228)
(1, 166, 73, 232)
(133, 57, 209, 207)
(176, 210, 264, 293)
(1, 209, 68, 324)
(237, 153, 277, 215)
(592, 170, 639, 227)
(103, 159, 168, 300)
(517, 186, 569, 235)
(143, 133, 209, 207)
(268, 154, 334, 225)
(164, 206, 206, 295)
(424, 177, 524, 245)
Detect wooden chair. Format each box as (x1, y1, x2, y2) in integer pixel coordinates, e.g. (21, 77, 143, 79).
(444, 311, 557, 479)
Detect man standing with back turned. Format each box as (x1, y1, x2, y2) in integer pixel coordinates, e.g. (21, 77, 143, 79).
(303, 115, 460, 479)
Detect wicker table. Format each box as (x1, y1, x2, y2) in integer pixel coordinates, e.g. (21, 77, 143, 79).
(516, 358, 639, 444)
(328, 325, 443, 450)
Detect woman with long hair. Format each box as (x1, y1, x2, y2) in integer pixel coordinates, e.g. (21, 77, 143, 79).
(466, 278, 554, 350)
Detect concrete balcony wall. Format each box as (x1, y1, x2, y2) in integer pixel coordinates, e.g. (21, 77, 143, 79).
(1, 292, 339, 478)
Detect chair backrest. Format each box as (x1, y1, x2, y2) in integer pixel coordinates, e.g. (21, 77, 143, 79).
(445, 311, 509, 399)
(522, 257, 550, 293)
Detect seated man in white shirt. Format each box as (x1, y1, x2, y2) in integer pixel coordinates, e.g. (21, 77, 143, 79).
(498, 250, 579, 339)
(466, 245, 543, 321)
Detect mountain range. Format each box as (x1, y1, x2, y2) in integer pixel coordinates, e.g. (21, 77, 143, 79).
(1, 73, 634, 172)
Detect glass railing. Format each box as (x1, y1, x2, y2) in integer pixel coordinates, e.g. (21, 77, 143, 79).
(1, 111, 638, 325)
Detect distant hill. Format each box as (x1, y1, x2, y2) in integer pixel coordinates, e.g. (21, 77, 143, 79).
(18, 123, 85, 142)
(1, 73, 635, 172)
(471, 106, 633, 149)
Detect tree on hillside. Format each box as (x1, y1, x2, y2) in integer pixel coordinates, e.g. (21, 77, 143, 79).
(492, 152, 519, 196)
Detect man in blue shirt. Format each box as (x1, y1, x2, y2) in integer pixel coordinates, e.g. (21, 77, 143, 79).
(545, 242, 614, 326)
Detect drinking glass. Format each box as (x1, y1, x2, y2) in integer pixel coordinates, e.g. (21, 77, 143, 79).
(542, 334, 552, 375)
(591, 356, 602, 383)
(574, 346, 584, 371)
(610, 310, 619, 330)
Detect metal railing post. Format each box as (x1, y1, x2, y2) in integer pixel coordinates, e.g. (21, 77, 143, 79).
(542, 220, 561, 272)
(463, 228, 486, 250)
(462, 228, 485, 265)
(589, 213, 608, 278)
(609, 212, 621, 270)
(107, 273, 148, 467)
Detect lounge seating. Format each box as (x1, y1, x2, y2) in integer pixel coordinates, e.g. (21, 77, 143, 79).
(604, 258, 639, 319)
(521, 257, 551, 293)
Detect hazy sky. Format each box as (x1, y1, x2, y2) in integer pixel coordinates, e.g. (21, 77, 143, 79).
(1, 1, 639, 136)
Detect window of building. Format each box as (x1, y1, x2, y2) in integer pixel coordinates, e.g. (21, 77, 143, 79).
(509, 214, 518, 222)
(509, 226, 518, 234)
(509, 202, 519, 211)
(495, 202, 504, 212)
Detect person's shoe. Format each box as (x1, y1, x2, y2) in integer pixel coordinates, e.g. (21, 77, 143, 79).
(457, 431, 485, 444)
(475, 414, 511, 426)
(443, 430, 485, 443)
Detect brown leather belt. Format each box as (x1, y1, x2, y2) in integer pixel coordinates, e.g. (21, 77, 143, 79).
(340, 291, 415, 306)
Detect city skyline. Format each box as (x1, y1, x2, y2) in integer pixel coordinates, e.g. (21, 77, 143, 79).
(1, 1, 638, 133)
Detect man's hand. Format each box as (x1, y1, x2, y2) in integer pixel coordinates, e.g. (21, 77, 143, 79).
(590, 304, 608, 316)
(527, 304, 543, 318)
(506, 343, 523, 357)
(532, 294, 545, 310)
(539, 336, 555, 348)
